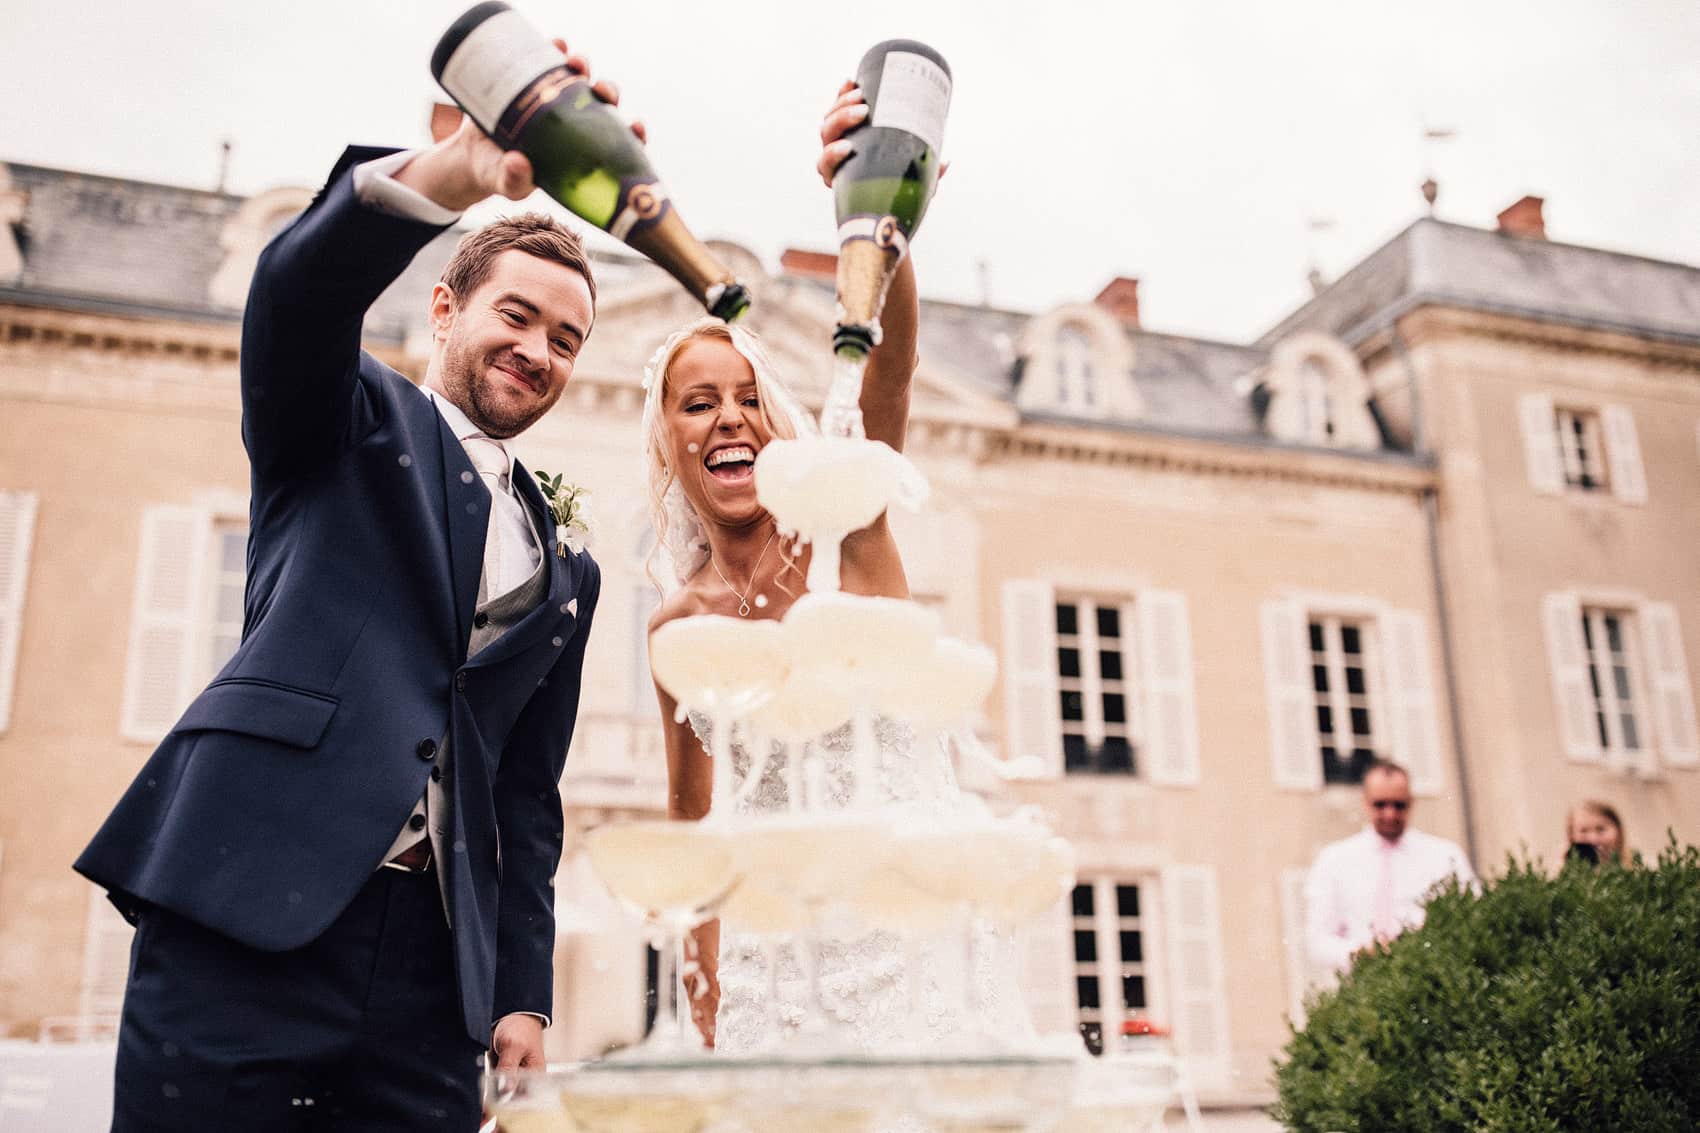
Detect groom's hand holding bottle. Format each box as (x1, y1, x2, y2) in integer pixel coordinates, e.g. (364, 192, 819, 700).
(398, 39, 646, 213)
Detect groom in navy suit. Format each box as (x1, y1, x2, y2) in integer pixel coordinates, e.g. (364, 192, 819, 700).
(76, 47, 629, 1132)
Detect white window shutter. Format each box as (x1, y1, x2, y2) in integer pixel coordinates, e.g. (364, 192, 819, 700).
(1138, 588, 1200, 787)
(1001, 579, 1062, 777)
(1542, 592, 1601, 763)
(1279, 867, 1312, 1028)
(1018, 893, 1077, 1039)
(1382, 609, 1445, 795)
(79, 888, 134, 1027)
(0, 491, 39, 734)
(1160, 864, 1232, 1088)
(1602, 405, 1647, 505)
(1261, 599, 1320, 790)
(1639, 602, 1698, 768)
(120, 506, 207, 742)
(1517, 393, 1563, 495)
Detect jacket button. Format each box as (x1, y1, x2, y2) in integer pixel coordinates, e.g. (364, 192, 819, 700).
(408, 813, 427, 831)
(455, 673, 467, 693)
(473, 612, 490, 629)
(416, 739, 437, 760)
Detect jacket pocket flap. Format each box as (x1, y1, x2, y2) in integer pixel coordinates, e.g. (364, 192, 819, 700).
(174, 679, 340, 750)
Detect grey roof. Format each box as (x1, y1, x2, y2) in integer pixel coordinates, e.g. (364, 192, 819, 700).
(2, 158, 1487, 454)
(1258, 217, 1700, 348)
(1124, 329, 1264, 435)
(3, 163, 244, 322)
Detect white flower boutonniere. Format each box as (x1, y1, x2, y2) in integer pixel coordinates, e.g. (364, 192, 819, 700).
(535, 471, 592, 557)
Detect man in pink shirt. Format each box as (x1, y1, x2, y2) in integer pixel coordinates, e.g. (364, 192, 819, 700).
(1304, 759, 1476, 975)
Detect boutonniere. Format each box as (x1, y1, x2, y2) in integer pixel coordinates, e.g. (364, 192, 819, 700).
(535, 471, 592, 557)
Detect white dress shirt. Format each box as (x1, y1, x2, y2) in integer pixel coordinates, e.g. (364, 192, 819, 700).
(351, 149, 464, 226)
(1304, 825, 1476, 974)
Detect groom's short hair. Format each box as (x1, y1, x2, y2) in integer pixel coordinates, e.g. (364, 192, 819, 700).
(439, 214, 597, 307)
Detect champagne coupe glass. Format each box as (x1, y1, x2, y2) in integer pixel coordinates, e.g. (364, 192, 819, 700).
(585, 820, 742, 1056)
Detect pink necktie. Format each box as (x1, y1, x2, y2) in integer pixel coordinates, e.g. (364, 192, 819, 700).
(1373, 839, 1397, 940)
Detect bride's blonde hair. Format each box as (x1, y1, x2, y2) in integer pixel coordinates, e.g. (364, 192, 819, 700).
(641, 318, 815, 593)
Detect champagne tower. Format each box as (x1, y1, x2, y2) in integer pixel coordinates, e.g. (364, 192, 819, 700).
(432, 2, 752, 323)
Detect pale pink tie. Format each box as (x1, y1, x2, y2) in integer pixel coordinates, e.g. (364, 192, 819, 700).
(463, 435, 511, 590)
(1372, 839, 1397, 940)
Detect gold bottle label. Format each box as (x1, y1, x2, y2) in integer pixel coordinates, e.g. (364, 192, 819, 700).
(836, 215, 905, 330)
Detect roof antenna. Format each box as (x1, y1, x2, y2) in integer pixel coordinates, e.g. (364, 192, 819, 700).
(1420, 126, 1455, 215)
(1305, 216, 1334, 295)
(216, 139, 233, 194)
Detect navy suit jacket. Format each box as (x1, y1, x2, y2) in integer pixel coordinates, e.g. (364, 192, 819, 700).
(76, 146, 601, 1044)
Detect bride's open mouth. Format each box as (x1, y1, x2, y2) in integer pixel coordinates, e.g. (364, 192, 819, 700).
(704, 443, 757, 485)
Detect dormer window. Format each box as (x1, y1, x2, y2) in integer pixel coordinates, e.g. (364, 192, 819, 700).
(1295, 357, 1333, 444)
(1015, 303, 1139, 421)
(1057, 324, 1098, 412)
(1262, 332, 1378, 450)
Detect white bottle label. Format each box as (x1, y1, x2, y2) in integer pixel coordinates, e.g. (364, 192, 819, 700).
(439, 8, 566, 134)
(871, 51, 951, 155)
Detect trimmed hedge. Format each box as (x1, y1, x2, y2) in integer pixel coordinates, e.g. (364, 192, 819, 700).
(1273, 840, 1700, 1132)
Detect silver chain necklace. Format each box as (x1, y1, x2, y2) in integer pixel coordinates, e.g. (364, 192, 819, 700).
(711, 529, 779, 617)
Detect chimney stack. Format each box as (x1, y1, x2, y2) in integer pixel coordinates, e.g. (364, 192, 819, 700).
(430, 102, 465, 144)
(1496, 195, 1547, 240)
(779, 248, 837, 281)
(1094, 276, 1141, 327)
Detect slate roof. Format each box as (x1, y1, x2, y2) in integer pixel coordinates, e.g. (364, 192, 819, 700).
(20, 160, 1690, 454)
(1258, 217, 1700, 348)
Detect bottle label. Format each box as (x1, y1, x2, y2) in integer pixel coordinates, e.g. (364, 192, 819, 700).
(609, 179, 673, 241)
(438, 7, 566, 135)
(837, 215, 908, 259)
(871, 52, 951, 155)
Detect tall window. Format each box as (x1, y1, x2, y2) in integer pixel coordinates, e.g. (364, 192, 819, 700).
(642, 943, 667, 1035)
(633, 530, 660, 716)
(1581, 607, 1644, 757)
(1071, 879, 1147, 1056)
(206, 520, 247, 676)
(1554, 407, 1609, 493)
(1310, 616, 1379, 784)
(1295, 357, 1334, 444)
(1057, 595, 1137, 774)
(1056, 325, 1098, 413)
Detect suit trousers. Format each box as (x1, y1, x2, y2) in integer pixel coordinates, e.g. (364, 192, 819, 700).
(111, 867, 484, 1132)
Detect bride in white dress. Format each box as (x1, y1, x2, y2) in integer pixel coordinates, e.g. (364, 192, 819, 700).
(639, 75, 947, 1052)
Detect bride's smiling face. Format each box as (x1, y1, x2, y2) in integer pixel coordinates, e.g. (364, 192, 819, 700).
(664, 336, 773, 527)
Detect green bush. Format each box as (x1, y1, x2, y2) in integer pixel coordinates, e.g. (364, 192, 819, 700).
(1272, 840, 1700, 1132)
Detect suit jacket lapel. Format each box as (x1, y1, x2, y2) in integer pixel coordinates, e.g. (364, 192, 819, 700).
(435, 412, 489, 657)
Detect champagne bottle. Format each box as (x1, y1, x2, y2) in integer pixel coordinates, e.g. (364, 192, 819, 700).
(432, 2, 750, 322)
(830, 39, 951, 359)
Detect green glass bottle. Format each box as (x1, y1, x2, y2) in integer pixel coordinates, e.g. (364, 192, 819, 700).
(432, 2, 750, 322)
(831, 39, 952, 358)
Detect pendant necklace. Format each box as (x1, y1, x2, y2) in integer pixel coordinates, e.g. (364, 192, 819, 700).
(712, 528, 779, 617)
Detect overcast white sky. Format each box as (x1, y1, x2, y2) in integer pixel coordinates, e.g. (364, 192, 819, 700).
(3, 0, 1697, 341)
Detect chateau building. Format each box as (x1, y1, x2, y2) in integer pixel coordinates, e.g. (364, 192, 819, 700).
(0, 154, 1696, 1118)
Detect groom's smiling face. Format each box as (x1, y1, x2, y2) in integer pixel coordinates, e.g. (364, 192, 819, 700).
(428, 250, 594, 439)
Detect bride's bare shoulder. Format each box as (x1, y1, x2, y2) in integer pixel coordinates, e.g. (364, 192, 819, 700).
(647, 578, 714, 634)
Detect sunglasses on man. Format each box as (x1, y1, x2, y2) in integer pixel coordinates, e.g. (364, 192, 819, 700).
(1371, 800, 1410, 811)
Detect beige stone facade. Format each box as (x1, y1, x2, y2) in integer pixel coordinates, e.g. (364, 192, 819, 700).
(0, 166, 1696, 1119)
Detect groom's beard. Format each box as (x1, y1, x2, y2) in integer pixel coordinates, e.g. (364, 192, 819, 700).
(441, 334, 558, 439)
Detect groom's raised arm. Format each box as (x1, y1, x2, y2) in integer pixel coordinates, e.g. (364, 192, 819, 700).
(239, 146, 458, 478)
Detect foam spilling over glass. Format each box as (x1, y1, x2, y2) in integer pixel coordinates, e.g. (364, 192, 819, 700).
(486, 358, 1169, 1131)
